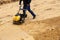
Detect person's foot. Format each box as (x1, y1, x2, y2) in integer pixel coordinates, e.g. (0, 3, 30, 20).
(33, 15, 36, 19)
(25, 14, 27, 18)
(23, 14, 27, 18)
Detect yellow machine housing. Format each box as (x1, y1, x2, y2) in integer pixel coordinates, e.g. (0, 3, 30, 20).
(13, 15, 21, 21)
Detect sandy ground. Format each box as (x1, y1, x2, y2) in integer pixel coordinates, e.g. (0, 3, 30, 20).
(0, 0, 60, 40)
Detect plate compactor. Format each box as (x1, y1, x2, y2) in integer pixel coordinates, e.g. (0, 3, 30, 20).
(13, 6, 27, 25)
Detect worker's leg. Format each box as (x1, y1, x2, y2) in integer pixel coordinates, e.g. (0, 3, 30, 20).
(23, 5, 27, 18)
(23, 5, 26, 15)
(27, 5, 36, 19)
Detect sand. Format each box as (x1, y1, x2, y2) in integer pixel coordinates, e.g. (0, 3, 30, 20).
(0, 0, 60, 40)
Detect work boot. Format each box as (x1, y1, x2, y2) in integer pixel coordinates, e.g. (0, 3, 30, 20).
(23, 14, 27, 18)
(25, 14, 27, 18)
(33, 15, 36, 19)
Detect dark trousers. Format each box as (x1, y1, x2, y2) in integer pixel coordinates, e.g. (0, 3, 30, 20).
(23, 5, 36, 17)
